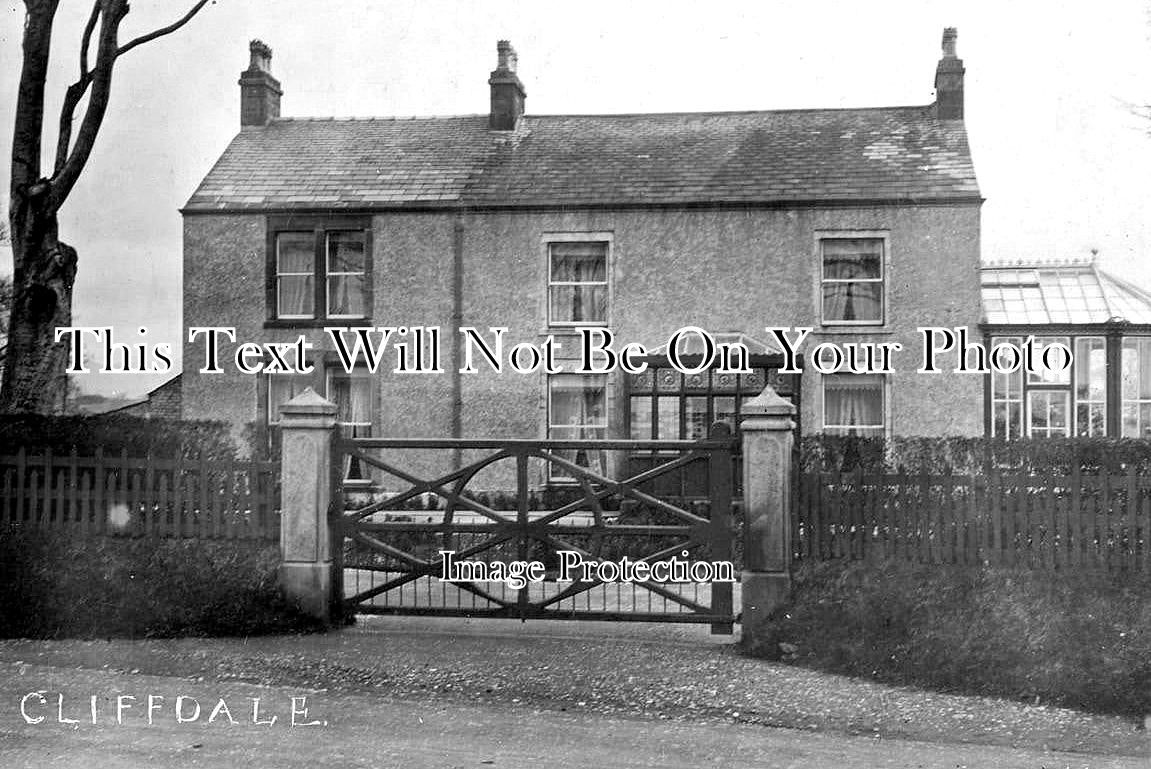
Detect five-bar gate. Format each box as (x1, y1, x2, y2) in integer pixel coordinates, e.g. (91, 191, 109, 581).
(334, 425, 737, 633)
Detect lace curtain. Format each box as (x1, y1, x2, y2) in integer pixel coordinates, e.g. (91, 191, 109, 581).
(549, 375, 606, 476)
(326, 232, 365, 316)
(276, 232, 315, 317)
(824, 374, 884, 434)
(822, 239, 882, 322)
(550, 242, 607, 323)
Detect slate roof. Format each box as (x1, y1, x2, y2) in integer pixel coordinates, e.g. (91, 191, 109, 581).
(184, 106, 980, 211)
(982, 259, 1151, 326)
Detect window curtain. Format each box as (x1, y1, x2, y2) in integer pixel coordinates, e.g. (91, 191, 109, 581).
(276, 233, 315, 316)
(550, 243, 606, 322)
(550, 376, 606, 476)
(268, 374, 311, 423)
(326, 233, 365, 316)
(329, 374, 373, 479)
(330, 375, 372, 435)
(824, 375, 883, 432)
(823, 240, 881, 322)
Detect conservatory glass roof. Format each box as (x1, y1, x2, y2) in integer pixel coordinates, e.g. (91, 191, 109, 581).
(982, 258, 1151, 326)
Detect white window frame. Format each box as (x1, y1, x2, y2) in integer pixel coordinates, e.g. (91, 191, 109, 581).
(1027, 390, 1071, 438)
(1026, 336, 1071, 386)
(1074, 336, 1107, 437)
(325, 368, 375, 437)
(990, 336, 1024, 439)
(275, 231, 316, 320)
(818, 233, 887, 327)
(821, 373, 887, 437)
(324, 230, 368, 320)
(546, 373, 608, 482)
(266, 372, 313, 425)
(543, 233, 612, 328)
(1122, 337, 1151, 438)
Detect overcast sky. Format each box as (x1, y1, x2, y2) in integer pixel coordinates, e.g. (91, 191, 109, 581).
(3, 0, 1151, 396)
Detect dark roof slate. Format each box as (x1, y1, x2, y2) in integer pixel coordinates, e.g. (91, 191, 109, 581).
(184, 106, 980, 211)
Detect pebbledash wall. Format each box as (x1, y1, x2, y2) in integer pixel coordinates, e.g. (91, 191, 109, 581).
(181, 32, 983, 486)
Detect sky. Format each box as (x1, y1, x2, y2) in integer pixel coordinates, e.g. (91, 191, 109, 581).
(2, 0, 1151, 396)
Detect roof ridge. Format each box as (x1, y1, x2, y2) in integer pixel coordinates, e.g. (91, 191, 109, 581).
(272, 114, 485, 123)
(266, 104, 935, 125)
(525, 104, 934, 119)
(982, 257, 1094, 269)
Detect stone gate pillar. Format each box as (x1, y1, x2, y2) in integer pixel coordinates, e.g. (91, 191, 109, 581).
(740, 385, 796, 647)
(279, 388, 338, 623)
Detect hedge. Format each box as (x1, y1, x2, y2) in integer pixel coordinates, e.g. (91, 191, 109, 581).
(747, 559, 1151, 717)
(0, 526, 321, 638)
(0, 414, 238, 459)
(801, 434, 1151, 475)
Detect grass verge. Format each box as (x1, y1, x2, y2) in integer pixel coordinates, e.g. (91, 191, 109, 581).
(747, 559, 1151, 718)
(0, 526, 322, 638)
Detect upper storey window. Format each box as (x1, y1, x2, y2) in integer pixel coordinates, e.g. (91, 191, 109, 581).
(547, 240, 608, 326)
(821, 237, 885, 325)
(268, 216, 371, 324)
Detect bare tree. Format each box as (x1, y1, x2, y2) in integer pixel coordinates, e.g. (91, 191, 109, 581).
(1, 221, 10, 377)
(4, 1, 210, 414)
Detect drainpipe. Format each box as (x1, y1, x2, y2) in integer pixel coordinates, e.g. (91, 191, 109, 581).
(450, 215, 465, 470)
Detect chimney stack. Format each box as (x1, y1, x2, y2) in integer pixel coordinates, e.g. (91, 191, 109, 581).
(489, 40, 526, 131)
(239, 40, 282, 128)
(934, 27, 964, 121)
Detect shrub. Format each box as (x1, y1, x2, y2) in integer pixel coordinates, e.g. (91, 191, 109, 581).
(0, 527, 322, 638)
(801, 434, 1151, 475)
(748, 560, 1151, 717)
(0, 415, 237, 459)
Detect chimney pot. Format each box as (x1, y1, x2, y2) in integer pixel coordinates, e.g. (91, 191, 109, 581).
(934, 27, 965, 121)
(248, 39, 274, 73)
(941, 27, 958, 58)
(239, 39, 282, 128)
(488, 40, 526, 131)
(496, 40, 518, 73)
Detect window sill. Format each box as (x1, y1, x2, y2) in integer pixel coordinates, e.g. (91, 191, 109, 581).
(817, 327, 893, 336)
(264, 319, 372, 330)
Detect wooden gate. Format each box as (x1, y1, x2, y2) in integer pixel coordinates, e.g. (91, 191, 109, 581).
(334, 424, 737, 633)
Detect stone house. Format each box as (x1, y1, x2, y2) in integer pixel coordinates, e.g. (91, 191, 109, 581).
(181, 31, 983, 482)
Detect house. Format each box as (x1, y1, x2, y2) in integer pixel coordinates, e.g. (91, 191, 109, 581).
(105, 373, 184, 419)
(180, 31, 983, 484)
(981, 255, 1151, 438)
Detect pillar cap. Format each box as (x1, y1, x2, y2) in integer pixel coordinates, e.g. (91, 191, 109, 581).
(279, 387, 337, 419)
(742, 385, 796, 417)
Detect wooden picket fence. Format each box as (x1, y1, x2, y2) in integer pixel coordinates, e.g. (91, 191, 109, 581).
(795, 469, 1151, 570)
(0, 449, 280, 540)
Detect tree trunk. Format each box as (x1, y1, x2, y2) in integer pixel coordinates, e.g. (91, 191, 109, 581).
(3, 0, 208, 414)
(0, 192, 77, 414)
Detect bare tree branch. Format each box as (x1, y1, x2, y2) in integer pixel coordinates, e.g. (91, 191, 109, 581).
(114, 0, 211, 61)
(49, 0, 124, 209)
(50, 0, 213, 204)
(78, 0, 101, 79)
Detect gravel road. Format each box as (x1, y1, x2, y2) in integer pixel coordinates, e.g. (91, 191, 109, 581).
(0, 615, 1146, 763)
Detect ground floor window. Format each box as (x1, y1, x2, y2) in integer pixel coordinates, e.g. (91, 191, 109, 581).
(822, 373, 885, 437)
(1027, 390, 1070, 438)
(327, 369, 375, 481)
(1076, 337, 1107, 436)
(547, 374, 607, 479)
(990, 335, 1106, 438)
(1122, 338, 1151, 437)
(627, 366, 793, 440)
(267, 372, 312, 425)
